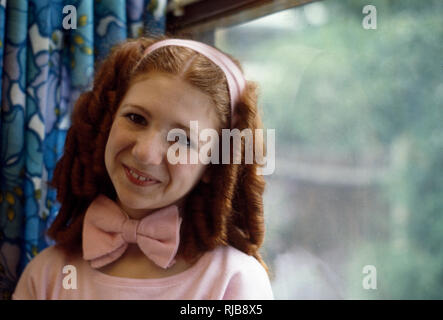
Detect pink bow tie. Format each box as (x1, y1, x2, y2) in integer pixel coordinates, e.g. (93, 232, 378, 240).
(82, 195, 182, 269)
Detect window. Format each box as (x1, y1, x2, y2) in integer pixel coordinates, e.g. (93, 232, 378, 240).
(208, 0, 442, 299)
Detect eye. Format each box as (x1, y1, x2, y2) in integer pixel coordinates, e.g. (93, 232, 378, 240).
(125, 113, 147, 126)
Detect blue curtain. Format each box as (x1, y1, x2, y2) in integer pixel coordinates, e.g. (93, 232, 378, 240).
(0, 0, 168, 300)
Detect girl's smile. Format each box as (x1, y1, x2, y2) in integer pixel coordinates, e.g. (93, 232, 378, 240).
(104, 72, 220, 219)
(123, 164, 161, 186)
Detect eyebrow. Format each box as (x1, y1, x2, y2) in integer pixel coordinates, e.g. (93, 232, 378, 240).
(122, 103, 151, 117)
(123, 103, 191, 134)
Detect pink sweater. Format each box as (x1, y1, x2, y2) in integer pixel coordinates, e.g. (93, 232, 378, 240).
(12, 245, 273, 300)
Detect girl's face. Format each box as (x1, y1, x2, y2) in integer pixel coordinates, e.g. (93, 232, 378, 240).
(105, 72, 220, 219)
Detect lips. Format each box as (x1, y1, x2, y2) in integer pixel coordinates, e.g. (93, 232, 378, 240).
(123, 165, 160, 186)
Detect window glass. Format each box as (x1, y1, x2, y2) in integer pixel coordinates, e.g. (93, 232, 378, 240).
(215, 0, 443, 299)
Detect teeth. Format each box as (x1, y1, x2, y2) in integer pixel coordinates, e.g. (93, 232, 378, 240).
(129, 169, 152, 182)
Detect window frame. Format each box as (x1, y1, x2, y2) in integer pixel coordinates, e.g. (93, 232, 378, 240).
(166, 0, 320, 43)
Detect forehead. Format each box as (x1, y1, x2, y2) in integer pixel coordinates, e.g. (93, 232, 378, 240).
(121, 72, 220, 129)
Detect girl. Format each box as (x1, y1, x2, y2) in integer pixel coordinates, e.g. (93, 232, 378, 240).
(12, 35, 273, 300)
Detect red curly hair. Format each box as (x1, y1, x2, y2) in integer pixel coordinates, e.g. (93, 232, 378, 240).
(47, 35, 268, 272)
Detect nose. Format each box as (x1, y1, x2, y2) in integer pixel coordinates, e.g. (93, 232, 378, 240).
(131, 127, 167, 166)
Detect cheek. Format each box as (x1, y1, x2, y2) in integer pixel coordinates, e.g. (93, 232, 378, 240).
(169, 163, 206, 187)
(115, 120, 134, 145)
(104, 133, 114, 175)
(105, 122, 127, 169)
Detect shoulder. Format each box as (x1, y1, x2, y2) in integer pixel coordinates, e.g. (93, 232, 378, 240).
(212, 245, 264, 271)
(23, 245, 74, 274)
(12, 245, 78, 300)
(33, 245, 71, 263)
(210, 246, 274, 300)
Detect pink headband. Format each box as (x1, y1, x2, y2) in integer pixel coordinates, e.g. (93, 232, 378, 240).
(143, 39, 246, 127)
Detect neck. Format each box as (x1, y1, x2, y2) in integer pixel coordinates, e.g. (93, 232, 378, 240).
(97, 243, 193, 279)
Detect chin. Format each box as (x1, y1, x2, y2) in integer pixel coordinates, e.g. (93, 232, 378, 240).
(115, 190, 146, 207)
(117, 191, 165, 211)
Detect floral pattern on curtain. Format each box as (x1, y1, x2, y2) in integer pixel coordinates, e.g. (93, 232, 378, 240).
(0, 0, 168, 300)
